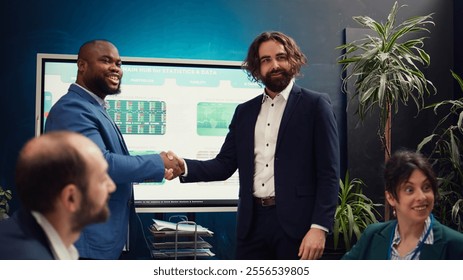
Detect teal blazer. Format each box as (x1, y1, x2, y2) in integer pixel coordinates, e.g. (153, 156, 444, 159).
(342, 219, 463, 260)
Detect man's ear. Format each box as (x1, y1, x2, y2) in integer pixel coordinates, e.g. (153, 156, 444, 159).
(60, 184, 81, 212)
(77, 59, 87, 73)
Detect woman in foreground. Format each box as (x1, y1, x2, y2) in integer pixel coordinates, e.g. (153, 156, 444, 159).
(342, 150, 463, 260)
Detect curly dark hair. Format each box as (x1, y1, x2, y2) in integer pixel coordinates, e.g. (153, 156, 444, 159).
(242, 31, 307, 83)
(384, 150, 438, 202)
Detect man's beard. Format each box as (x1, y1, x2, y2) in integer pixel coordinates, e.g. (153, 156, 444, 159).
(89, 76, 121, 96)
(261, 69, 292, 93)
(72, 193, 110, 232)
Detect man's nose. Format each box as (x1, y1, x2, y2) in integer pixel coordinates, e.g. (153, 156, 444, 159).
(108, 178, 116, 194)
(270, 59, 280, 70)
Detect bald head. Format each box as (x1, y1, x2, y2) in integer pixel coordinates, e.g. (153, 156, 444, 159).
(75, 39, 123, 99)
(77, 40, 117, 60)
(15, 131, 104, 213)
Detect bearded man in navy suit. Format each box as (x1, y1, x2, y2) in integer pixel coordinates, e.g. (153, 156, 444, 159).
(178, 31, 340, 260)
(0, 131, 116, 260)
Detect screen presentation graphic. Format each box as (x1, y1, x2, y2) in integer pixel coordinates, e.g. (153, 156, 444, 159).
(197, 102, 238, 136)
(107, 100, 166, 135)
(36, 55, 263, 211)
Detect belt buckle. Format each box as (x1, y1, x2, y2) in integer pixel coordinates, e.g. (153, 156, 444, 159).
(261, 198, 267, 207)
(261, 196, 274, 207)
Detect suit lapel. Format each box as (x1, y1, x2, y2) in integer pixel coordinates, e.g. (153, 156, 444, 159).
(99, 107, 130, 154)
(241, 96, 262, 189)
(71, 85, 130, 154)
(246, 95, 263, 149)
(276, 85, 301, 150)
(420, 221, 444, 259)
(372, 221, 395, 259)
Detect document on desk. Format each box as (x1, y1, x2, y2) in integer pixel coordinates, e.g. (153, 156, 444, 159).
(152, 219, 214, 235)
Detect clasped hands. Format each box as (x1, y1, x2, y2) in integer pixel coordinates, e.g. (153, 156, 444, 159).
(160, 151, 185, 180)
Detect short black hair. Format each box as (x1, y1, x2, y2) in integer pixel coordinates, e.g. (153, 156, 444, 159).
(384, 150, 438, 202)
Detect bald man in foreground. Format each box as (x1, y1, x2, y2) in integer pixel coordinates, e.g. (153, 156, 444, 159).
(0, 131, 116, 260)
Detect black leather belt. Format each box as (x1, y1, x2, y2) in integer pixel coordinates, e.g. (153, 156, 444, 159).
(254, 196, 276, 207)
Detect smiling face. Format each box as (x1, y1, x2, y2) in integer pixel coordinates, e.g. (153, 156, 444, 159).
(386, 169, 435, 226)
(258, 40, 293, 96)
(77, 40, 123, 99)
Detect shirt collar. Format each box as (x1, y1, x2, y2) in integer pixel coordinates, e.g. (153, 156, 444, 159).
(73, 83, 108, 108)
(31, 211, 79, 260)
(261, 78, 294, 103)
(392, 215, 434, 246)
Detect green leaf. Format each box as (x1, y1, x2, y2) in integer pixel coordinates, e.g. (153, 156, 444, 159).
(334, 172, 382, 250)
(451, 70, 463, 92)
(337, 1, 435, 144)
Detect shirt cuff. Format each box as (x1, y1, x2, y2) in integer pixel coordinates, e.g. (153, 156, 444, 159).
(311, 224, 329, 233)
(182, 159, 188, 177)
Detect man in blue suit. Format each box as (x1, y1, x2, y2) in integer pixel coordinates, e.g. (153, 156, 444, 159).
(0, 131, 116, 259)
(179, 31, 340, 259)
(45, 40, 182, 259)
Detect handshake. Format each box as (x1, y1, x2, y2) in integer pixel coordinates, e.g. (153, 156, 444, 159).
(160, 151, 185, 180)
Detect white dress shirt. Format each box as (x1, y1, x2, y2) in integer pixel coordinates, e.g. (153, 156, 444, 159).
(253, 79, 293, 198)
(31, 211, 79, 260)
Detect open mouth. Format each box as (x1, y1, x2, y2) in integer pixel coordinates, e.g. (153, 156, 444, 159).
(412, 205, 428, 211)
(107, 74, 120, 84)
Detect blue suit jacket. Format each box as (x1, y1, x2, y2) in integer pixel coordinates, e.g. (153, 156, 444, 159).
(0, 210, 54, 260)
(342, 219, 463, 259)
(182, 84, 340, 240)
(45, 84, 165, 259)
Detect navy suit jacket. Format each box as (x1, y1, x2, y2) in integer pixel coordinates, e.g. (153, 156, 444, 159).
(342, 219, 463, 259)
(45, 84, 165, 259)
(0, 210, 54, 260)
(182, 84, 340, 240)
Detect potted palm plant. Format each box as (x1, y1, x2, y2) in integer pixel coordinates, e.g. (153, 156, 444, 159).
(332, 172, 381, 252)
(337, 1, 435, 219)
(418, 71, 463, 232)
(337, 1, 435, 161)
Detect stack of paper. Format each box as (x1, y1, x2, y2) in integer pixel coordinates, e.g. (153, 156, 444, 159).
(151, 219, 214, 235)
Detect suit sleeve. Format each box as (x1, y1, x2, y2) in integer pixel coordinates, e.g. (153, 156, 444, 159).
(311, 93, 340, 230)
(45, 99, 164, 184)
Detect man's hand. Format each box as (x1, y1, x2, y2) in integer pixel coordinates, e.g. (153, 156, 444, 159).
(160, 151, 184, 179)
(298, 228, 326, 260)
(164, 168, 174, 180)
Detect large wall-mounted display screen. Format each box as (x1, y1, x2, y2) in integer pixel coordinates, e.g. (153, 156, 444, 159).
(36, 54, 263, 212)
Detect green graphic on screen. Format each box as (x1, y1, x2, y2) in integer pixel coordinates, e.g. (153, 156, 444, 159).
(197, 102, 238, 136)
(107, 100, 166, 135)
